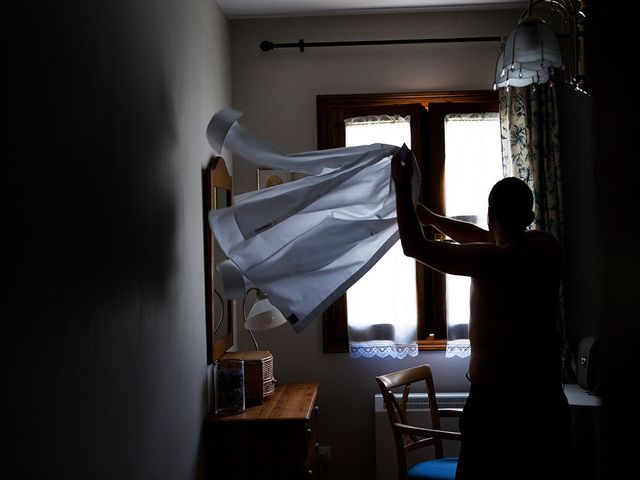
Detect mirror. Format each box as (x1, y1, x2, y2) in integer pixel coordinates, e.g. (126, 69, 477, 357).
(203, 156, 234, 364)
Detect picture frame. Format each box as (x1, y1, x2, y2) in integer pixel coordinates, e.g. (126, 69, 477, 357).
(202, 156, 235, 364)
(257, 169, 293, 190)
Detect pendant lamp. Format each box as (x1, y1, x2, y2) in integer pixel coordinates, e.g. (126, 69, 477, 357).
(494, 0, 586, 90)
(495, 13, 562, 89)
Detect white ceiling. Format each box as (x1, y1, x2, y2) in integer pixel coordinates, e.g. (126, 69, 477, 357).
(215, 0, 527, 18)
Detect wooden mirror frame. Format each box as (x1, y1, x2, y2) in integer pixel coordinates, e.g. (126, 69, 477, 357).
(203, 156, 234, 364)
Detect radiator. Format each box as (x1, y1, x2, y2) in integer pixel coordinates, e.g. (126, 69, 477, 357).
(374, 392, 468, 480)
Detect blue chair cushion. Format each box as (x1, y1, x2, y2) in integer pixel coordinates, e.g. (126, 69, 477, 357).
(407, 457, 458, 480)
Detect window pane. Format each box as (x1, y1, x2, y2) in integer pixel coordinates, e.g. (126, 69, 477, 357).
(344, 116, 417, 341)
(345, 115, 411, 148)
(443, 113, 502, 330)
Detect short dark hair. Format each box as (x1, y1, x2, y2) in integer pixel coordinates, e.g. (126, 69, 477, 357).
(488, 177, 534, 230)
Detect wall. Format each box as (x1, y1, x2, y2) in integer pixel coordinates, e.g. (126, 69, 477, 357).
(229, 10, 521, 480)
(590, 3, 638, 477)
(7, 0, 230, 478)
(557, 83, 600, 350)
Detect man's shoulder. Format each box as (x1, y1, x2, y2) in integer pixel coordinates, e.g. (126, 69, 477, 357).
(525, 229, 561, 247)
(525, 229, 558, 240)
(523, 229, 562, 262)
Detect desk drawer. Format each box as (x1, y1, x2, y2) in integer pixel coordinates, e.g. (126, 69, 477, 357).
(304, 403, 320, 477)
(204, 383, 320, 480)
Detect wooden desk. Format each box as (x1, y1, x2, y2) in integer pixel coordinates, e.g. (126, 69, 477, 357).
(204, 383, 320, 479)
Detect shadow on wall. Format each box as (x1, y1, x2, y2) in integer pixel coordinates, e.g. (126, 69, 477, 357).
(7, 2, 195, 476)
(8, 3, 178, 311)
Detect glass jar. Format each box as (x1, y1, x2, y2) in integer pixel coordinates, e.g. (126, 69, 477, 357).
(213, 358, 245, 415)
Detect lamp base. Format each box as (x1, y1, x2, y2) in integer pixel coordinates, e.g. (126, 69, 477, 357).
(221, 350, 275, 404)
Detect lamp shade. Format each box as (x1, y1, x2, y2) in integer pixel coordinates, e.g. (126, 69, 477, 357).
(496, 17, 562, 88)
(245, 296, 287, 331)
(495, 50, 550, 89)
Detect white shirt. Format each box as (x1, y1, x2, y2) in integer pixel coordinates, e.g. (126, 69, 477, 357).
(206, 109, 417, 332)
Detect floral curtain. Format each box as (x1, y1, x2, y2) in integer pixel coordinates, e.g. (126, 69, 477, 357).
(498, 83, 566, 345)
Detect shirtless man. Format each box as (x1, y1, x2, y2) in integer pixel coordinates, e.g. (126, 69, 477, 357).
(391, 146, 571, 479)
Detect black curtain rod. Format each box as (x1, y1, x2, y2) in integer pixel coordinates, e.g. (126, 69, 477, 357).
(260, 36, 501, 52)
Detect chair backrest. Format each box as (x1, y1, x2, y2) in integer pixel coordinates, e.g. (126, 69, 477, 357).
(375, 364, 451, 479)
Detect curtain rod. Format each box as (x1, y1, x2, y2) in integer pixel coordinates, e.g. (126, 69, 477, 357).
(260, 36, 501, 52)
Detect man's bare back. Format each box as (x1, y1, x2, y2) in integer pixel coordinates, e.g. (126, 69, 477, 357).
(468, 230, 562, 385)
(391, 150, 571, 479)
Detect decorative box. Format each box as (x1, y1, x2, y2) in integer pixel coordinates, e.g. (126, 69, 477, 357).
(213, 358, 245, 416)
(221, 350, 275, 403)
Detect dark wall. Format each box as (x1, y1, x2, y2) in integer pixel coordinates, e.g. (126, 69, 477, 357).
(590, 1, 639, 477)
(8, 3, 177, 311)
(7, 1, 230, 478)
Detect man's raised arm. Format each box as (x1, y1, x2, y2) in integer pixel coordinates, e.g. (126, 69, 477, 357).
(416, 205, 494, 244)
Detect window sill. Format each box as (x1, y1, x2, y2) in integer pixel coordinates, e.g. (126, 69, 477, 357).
(418, 338, 447, 351)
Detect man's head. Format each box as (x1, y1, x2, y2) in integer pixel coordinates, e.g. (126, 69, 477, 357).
(488, 177, 535, 233)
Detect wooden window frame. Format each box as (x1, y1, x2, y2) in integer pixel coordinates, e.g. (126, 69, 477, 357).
(318, 90, 498, 353)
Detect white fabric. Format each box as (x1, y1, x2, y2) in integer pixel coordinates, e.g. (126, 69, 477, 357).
(350, 342, 419, 359)
(206, 109, 419, 333)
(343, 114, 418, 358)
(445, 339, 471, 358)
(441, 112, 502, 359)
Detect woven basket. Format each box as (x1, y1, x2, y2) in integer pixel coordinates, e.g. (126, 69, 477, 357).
(221, 350, 275, 403)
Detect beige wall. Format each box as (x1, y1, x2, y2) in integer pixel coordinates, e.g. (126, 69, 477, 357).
(229, 10, 520, 480)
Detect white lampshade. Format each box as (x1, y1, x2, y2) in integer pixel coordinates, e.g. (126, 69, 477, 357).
(244, 295, 287, 331)
(495, 17, 562, 88)
(495, 50, 551, 89)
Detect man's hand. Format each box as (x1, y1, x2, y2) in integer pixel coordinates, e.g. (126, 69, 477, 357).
(391, 144, 413, 188)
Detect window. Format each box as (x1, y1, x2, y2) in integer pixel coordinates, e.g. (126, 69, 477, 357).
(345, 115, 418, 352)
(318, 91, 499, 352)
(442, 113, 503, 339)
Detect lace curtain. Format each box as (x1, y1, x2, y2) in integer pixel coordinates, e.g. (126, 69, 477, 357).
(443, 113, 502, 358)
(498, 83, 566, 343)
(345, 115, 418, 359)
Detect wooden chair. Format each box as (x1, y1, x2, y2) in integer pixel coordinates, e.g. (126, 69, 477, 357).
(375, 364, 463, 480)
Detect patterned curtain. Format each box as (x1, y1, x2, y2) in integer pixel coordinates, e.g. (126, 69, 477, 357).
(498, 83, 566, 345)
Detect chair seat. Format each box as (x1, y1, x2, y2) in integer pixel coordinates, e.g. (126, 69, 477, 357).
(407, 457, 458, 480)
